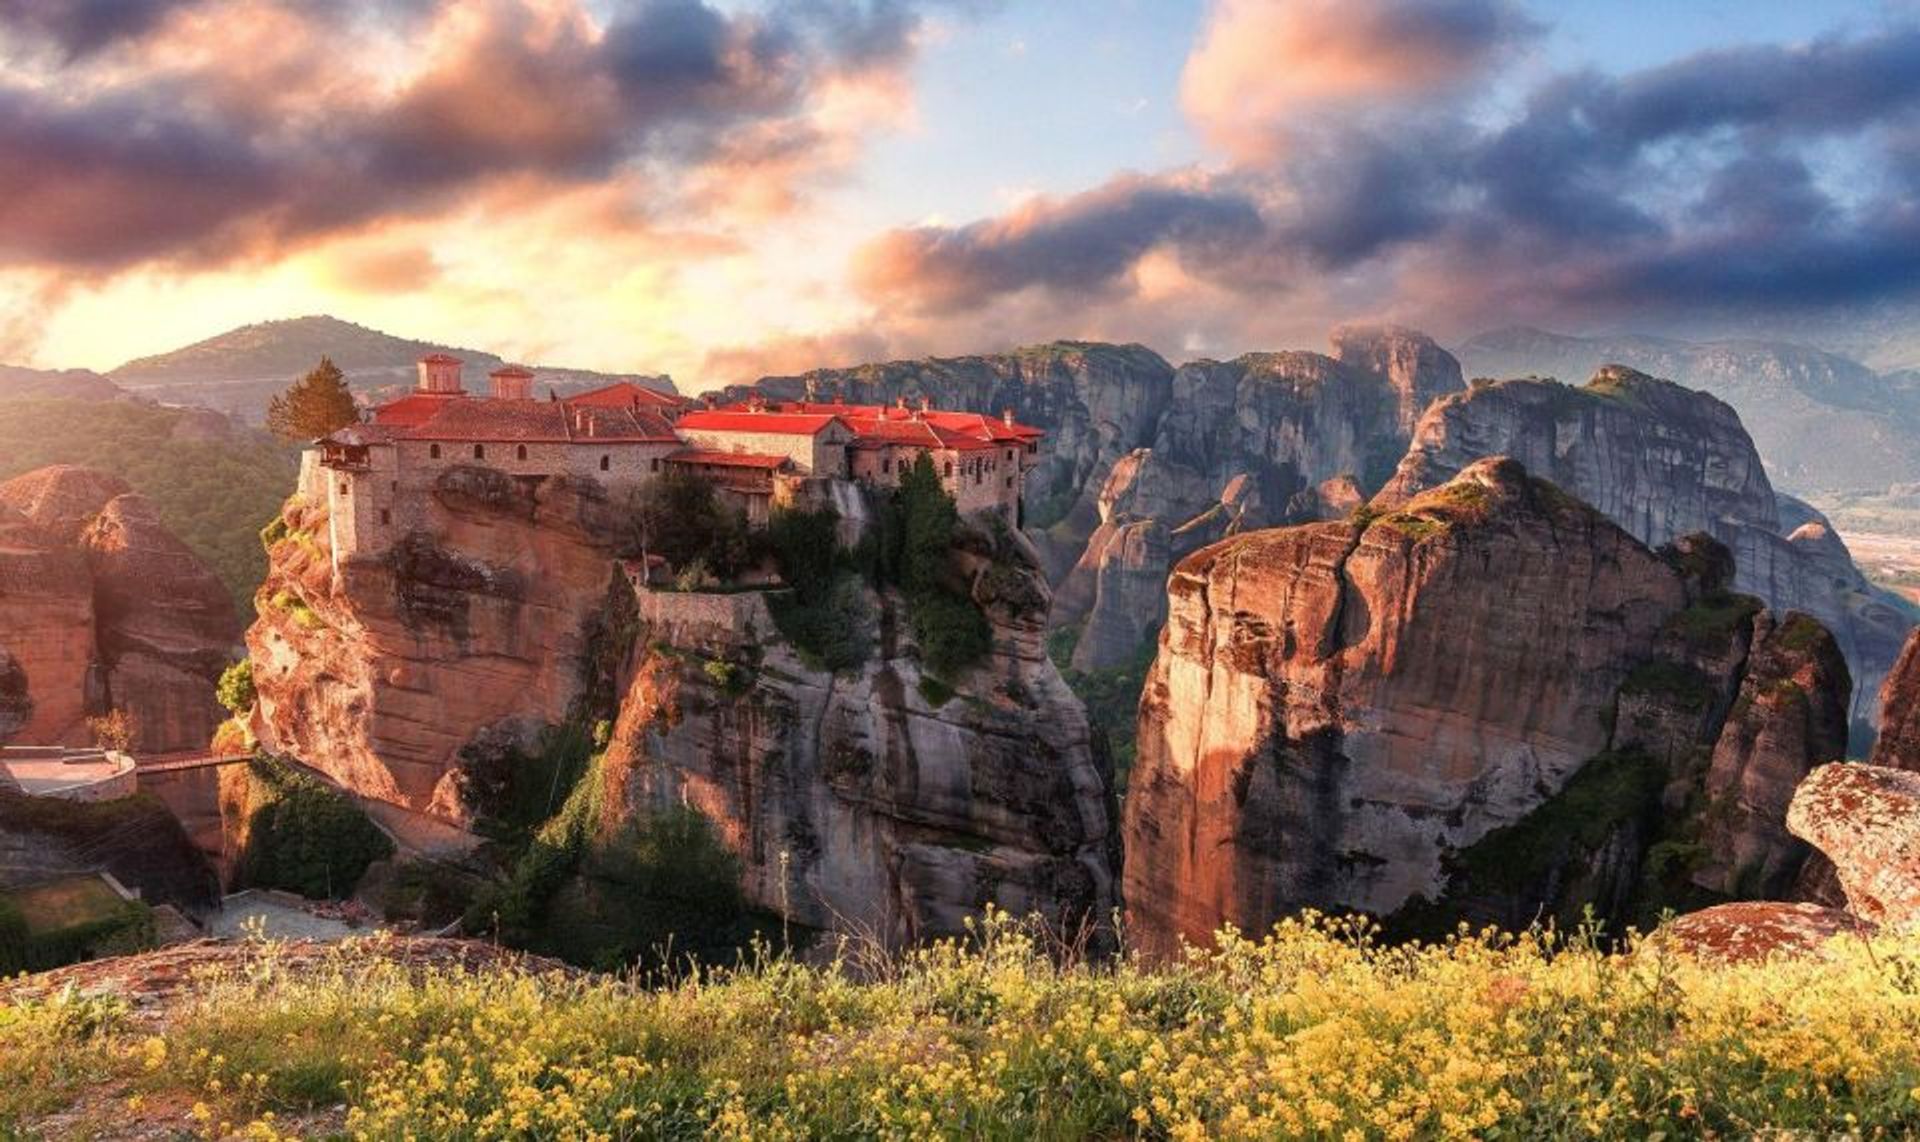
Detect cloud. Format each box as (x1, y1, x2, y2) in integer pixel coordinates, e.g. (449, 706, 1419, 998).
(0, 0, 947, 276)
(1181, 0, 1539, 161)
(323, 243, 443, 294)
(852, 174, 1265, 313)
(853, 13, 1920, 351)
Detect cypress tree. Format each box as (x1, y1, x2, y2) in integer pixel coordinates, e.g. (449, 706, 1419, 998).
(266, 356, 359, 440)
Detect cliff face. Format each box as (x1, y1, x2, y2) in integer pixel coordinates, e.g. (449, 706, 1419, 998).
(248, 469, 1117, 941)
(1377, 368, 1910, 730)
(1122, 458, 1850, 953)
(248, 467, 627, 830)
(1058, 327, 1464, 671)
(738, 343, 1176, 581)
(601, 527, 1116, 945)
(1868, 630, 1920, 771)
(0, 466, 237, 751)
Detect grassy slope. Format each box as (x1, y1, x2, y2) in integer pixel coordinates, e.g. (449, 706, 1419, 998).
(6, 915, 1920, 1138)
(0, 399, 297, 615)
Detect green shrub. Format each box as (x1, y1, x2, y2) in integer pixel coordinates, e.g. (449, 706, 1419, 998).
(768, 575, 873, 672)
(215, 659, 256, 715)
(909, 590, 992, 678)
(238, 756, 393, 900)
(456, 722, 597, 842)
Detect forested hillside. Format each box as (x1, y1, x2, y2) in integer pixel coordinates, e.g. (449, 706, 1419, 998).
(0, 400, 295, 613)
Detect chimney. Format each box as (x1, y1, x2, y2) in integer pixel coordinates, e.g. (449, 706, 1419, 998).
(804, 377, 820, 403)
(489, 365, 534, 401)
(1002, 407, 1016, 426)
(918, 395, 932, 414)
(417, 353, 464, 394)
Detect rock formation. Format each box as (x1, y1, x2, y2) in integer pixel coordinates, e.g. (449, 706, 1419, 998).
(0, 466, 237, 751)
(248, 467, 630, 832)
(601, 526, 1116, 944)
(1376, 367, 1910, 730)
(248, 468, 1116, 941)
(1056, 327, 1464, 671)
(1867, 630, 1920, 771)
(1123, 458, 1850, 954)
(1786, 763, 1920, 931)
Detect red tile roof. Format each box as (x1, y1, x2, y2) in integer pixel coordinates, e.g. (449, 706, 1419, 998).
(758, 401, 1042, 445)
(372, 392, 463, 428)
(676, 410, 848, 435)
(665, 449, 793, 470)
(357, 394, 679, 443)
(565, 381, 690, 411)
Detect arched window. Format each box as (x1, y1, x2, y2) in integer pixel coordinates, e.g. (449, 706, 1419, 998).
(473, 444, 485, 460)
(600, 455, 611, 472)
(650, 458, 659, 472)
(943, 461, 953, 478)
(516, 444, 528, 461)
(429, 444, 441, 459)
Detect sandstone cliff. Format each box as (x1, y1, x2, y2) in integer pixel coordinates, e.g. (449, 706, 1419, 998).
(248, 469, 1116, 942)
(0, 466, 237, 751)
(1057, 327, 1464, 671)
(1376, 367, 1910, 732)
(1868, 630, 1920, 772)
(1123, 458, 1849, 953)
(600, 526, 1116, 944)
(248, 467, 629, 831)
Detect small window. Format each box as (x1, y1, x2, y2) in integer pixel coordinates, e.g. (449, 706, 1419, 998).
(943, 461, 953, 478)
(650, 458, 659, 473)
(1005, 476, 1013, 489)
(600, 455, 611, 472)
(1006, 449, 1014, 462)
(473, 444, 485, 460)
(429, 444, 441, 459)
(338, 481, 349, 495)
(516, 444, 528, 461)
(882, 458, 891, 475)
(380, 509, 392, 525)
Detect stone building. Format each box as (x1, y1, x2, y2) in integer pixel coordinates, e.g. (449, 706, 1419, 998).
(307, 356, 1044, 574)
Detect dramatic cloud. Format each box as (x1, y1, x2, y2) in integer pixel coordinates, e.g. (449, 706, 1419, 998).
(1181, 0, 1538, 161)
(0, 0, 944, 276)
(854, 13, 1920, 351)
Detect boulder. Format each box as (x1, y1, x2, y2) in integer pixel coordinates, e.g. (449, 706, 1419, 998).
(1786, 763, 1920, 930)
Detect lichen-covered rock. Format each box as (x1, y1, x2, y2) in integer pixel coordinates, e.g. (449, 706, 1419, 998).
(1376, 367, 1910, 729)
(603, 528, 1116, 945)
(1122, 458, 1850, 953)
(1059, 328, 1463, 670)
(1787, 763, 1920, 930)
(248, 469, 628, 832)
(1659, 901, 1871, 963)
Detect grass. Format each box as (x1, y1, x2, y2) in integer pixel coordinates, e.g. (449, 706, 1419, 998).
(9, 878, 125, 933)
(7, 912, 1920, 1138)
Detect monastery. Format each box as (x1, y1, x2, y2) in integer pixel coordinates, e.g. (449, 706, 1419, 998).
(302, 354, 1043, 569)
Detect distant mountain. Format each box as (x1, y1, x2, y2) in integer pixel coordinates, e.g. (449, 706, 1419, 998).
(108, 315, 675, 421)
(1456, 327, 1920, 494)
(0, 363, 124, 402)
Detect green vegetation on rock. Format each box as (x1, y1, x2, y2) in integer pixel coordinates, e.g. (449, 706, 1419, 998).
(236, 756, 393, 900)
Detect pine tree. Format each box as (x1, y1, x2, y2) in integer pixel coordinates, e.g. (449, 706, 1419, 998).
(266, 356, 359, 440)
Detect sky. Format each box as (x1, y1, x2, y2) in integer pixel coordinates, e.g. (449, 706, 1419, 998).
(1, 0, 1918, 386)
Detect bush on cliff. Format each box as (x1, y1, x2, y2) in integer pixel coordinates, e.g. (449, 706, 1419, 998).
(236, 756, 393, 900)
(856, 453, 994, 678)
(765, 506, 872, 671)
(215, 659, 255, 715)
(630, 469, 756, 582)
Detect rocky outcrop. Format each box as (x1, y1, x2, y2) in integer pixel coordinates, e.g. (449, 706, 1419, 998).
(1123, 458, 1851, 953)
(0, 466, 236, 751)
(736, 342, 1176, 581)
(248, 467, 628, 831)
(1659, 900, 1872, 963)
(602, 524, 1116, 945)
(1376, 367, 1910, 730)
(1868, 630, 1920, 771)
(1787, 763, 1920, 931)
(1058, 327, 1464, 670)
